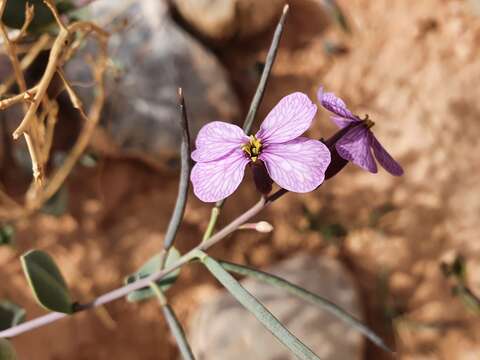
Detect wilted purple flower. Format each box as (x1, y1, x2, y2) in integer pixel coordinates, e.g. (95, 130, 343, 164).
(191, 92, 331, 202)
(318, 88, 403, 176)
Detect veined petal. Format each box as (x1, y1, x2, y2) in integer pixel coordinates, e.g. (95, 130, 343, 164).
(317, 87, 358, 122)
(371, 134, 404, 176)
(256, 92, 317, 144)
(191, 149, 249, 202)
(331, 115, 355, 129)
(191, 121, 249, 163)
(260, 137, 331, 192)
(336, 125, 377, 173)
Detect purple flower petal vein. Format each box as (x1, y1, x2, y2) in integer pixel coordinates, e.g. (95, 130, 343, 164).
(191, 92, 331, 202)
(317, 87, 404, 177)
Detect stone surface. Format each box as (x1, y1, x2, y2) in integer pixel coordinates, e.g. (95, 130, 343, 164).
(173, 0, 284, 41)
(67, 0, 239, 160)
(189, 254, 364, 360)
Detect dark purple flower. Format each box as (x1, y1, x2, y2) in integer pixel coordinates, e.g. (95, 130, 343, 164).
(318, 87, 404, 176)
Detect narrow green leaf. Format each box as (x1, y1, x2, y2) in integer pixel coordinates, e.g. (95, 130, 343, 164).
(163, 89, 191, 250)
(197, 251, 321, 360)
(150, 280, 194, 360)
(321, 0, 351, 33)
(0, 338, 16, 360)
(0, 301, 26, 331)
(220, 261, 393, 354)
(125, 247, 181, 303)
(161, 304, 195, 360)
(21, 250, 73, 314)
(0, 226, 14, 247)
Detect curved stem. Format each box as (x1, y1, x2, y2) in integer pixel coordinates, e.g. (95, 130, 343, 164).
(0, 189, 286, 338)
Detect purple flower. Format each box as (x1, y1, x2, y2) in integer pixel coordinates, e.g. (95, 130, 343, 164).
(191, 92, 331, 202)
(318, 88, 404, 176)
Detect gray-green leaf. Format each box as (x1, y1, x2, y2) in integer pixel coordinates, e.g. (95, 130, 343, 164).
(21, 250, 73, 314)
(125, 247, 181, 303)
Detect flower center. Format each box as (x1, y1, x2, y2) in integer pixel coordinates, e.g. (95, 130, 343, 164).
(241, 135, 262, 162)
(361, 114, 375, 129)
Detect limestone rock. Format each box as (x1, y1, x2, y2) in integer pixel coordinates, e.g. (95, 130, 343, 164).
(173, 0, 284, 41)
(67, 0, 240, 161)
(189, 254, 364, 360)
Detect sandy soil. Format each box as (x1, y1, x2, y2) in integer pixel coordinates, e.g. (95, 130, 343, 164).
(2, 0, 480, 359)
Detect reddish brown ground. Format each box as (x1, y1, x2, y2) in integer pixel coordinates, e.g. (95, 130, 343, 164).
(2, 0, 480, 359)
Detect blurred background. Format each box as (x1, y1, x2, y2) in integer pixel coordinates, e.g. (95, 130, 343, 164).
(1, 0, 480, 359)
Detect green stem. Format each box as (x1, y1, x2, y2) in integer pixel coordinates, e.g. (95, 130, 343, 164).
(149, 282, 168, 306)
(201, 206, 220, 242)
(150, 282, 196, 360)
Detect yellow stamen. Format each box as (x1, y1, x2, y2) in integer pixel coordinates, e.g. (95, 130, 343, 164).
(242, 135, 262, 162)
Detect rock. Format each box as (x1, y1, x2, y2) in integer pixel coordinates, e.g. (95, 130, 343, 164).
(189, 254, 364, 360)
(173, 0, 284, 41)
(67, 0, 240, 162)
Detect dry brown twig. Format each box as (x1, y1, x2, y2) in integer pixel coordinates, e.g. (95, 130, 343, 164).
(0, 34, 51, 96)
(0, 0, 109, 220)
(12, 3, 35, 43)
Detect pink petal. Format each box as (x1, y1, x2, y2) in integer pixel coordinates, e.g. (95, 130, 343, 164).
(191, 149, 249, 202)
(317, 87, 358, 122)
(256, 92, 317, 144)
(336, 125, 377, 173)
(260, 137, 331, 192)
(191, 121, 249, 163)
(371, 134, 404, 176)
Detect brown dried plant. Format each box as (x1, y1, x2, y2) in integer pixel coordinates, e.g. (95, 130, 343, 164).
(0, 0, 109, 221)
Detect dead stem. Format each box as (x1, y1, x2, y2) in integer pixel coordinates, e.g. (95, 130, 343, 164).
(0, 0, 109, 220)
(26, 34, 108, 212)
(0, 0, 46, 186)
(12, 3, 35, 43)
(0, 35, 50, 96)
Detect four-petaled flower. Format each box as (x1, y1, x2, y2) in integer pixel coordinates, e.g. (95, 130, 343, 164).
(318, 88, 404, 176)
(191, 92, 331, 202)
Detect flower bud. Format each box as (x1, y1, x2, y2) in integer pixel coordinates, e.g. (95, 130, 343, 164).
(239, 221, 274, 233)
(322, 123, 357, 180)
(251, 162, 273, 195)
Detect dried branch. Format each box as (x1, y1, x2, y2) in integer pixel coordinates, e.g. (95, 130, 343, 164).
(0, 34, 51, 96)
(0, 86, 39, 109)
(0, 0, 45, 185)
(12, 3, 35, 43)
(0, 0, 109, 220)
